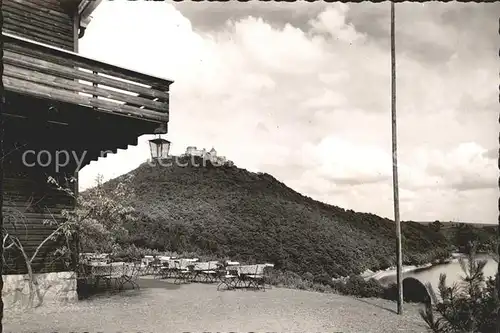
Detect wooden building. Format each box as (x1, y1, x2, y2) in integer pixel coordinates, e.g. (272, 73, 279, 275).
(1, 0, 171, 304)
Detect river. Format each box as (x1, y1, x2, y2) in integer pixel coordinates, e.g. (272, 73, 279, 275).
(375, 254, 497, 293)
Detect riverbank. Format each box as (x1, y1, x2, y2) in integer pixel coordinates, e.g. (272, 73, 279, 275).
(368, 252, 496, 287)
(360, 253, 468, 284)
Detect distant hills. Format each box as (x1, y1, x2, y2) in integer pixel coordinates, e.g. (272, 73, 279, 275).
(413, 221, 496, 228)
(100, 156, 491, 278)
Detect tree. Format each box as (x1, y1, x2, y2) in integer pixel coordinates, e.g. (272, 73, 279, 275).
(2, 173, 137, 308)
(455, 224, 479, 254)
(62, 174, 136, 254)
(430, 221, 442, 232)
(420, 248, 499, 333)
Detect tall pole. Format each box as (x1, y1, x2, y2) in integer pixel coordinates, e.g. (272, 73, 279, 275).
(0, 0, 4, 329)
(497, 106, 500, 329)
(391, 1, 403, 315)
(0, 0, 5, 329)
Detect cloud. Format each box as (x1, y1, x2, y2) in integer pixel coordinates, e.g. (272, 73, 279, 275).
(170, 1, 328, 33)
(78, 2, 499, 224)
(420, 143, 498, 192)
(483, 148, 498, 160)
(309, 4, 366, 43)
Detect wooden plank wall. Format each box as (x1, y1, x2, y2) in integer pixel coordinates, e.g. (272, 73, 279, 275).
(3, 0, 75, 50)
(2, 122, 77, 274)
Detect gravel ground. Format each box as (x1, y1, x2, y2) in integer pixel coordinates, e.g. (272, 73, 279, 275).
(4, 278, 430, 333)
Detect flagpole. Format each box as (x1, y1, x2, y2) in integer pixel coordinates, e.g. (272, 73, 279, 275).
(391, 1, 403, 315)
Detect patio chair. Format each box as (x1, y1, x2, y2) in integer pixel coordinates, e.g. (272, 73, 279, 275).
(245, 264, 267, 290)
(157, 261, 171, 279)
(90, 262, 121, 291)
(162, 259, 178, 279)
(203, 261, 221, 283)
(233, 265, 256, 289)
(117, 262, 141, 290)
(150, 257, 165, 278)
(173, 262, 194, 285)
(217, 267, 239, 291)
(109, 263, 128, 291)
(191, 262, 206, 282)
(90, 262, 112, 289)
(141, 256, 155, 275)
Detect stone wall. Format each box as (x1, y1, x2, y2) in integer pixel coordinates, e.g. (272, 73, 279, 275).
(2, 271, 77, 309)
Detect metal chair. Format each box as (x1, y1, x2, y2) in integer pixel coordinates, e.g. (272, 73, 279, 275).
(217, 267, 239, 290)
(117, 262, 141, 290)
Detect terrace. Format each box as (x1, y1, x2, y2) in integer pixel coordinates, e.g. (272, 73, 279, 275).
(4, 277, 427, 333)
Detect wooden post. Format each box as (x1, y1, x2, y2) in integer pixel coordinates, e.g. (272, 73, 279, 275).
(391, 1, 403, 315)
(497, 86, 500, 331)
(0, 0, 4, 329)
(497, 15, 500, 329)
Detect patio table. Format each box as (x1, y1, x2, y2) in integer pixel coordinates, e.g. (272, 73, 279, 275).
(85, 262, 131, 290)
(192, 261, 221, 283)
(217, 264, 273, 291)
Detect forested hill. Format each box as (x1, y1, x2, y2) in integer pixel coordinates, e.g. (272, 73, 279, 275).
(103, 156, 452, 278)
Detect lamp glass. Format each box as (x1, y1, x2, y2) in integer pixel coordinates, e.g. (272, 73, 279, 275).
(149, 137, 170, 159)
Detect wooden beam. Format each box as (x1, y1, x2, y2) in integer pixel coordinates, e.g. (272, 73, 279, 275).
(4, 76, 169, 122)
(4, 33, 173, 89)
(5, 65, 170, 112)
(4, 51, 170, 101)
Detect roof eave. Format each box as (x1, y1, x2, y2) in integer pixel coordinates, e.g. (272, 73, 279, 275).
(78, 0, 103, 28)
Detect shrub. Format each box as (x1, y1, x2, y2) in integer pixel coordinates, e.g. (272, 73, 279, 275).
(312, 283, 331, 293)
(383, 282, 397, 301)
(268, 269, 386, 299)
(362, 278, 385, 298)
(110, 244, 143, 262)
(267, 270, 304, 288)
(295, 279, 312, 290)
(314, 273, 333, 286)
(303, 272, 314, 282)
(331, 275, 385, 298)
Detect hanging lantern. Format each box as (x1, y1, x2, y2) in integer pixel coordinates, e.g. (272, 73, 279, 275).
(148, 135, 171, 160)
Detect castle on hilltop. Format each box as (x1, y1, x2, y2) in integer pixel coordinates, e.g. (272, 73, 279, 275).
(183, 146, 234, 166)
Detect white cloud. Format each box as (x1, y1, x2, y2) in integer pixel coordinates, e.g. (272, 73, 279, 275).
(309, 4, 366, 43)
(78, 2, 498, 223)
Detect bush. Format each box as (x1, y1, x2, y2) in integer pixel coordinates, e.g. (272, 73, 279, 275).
(331, 275, 385, 298)
(420, 249, 499, 333)
(109, 244, 164, 262)
(110, 244, 143, 262)
(383, 282, 397, 300)
(267, 270, 304, 288)
(266, 269, 387, 299)
(312, 283, 332, 293)
(303, 272, 314, 282)
(362, 278, 385, 298)
(314, 273, 333, 286)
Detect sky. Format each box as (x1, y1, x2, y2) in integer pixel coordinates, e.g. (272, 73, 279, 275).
(78, 1, 499, 224)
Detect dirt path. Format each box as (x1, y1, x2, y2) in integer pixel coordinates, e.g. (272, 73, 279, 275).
(4, 278, 429, 333)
